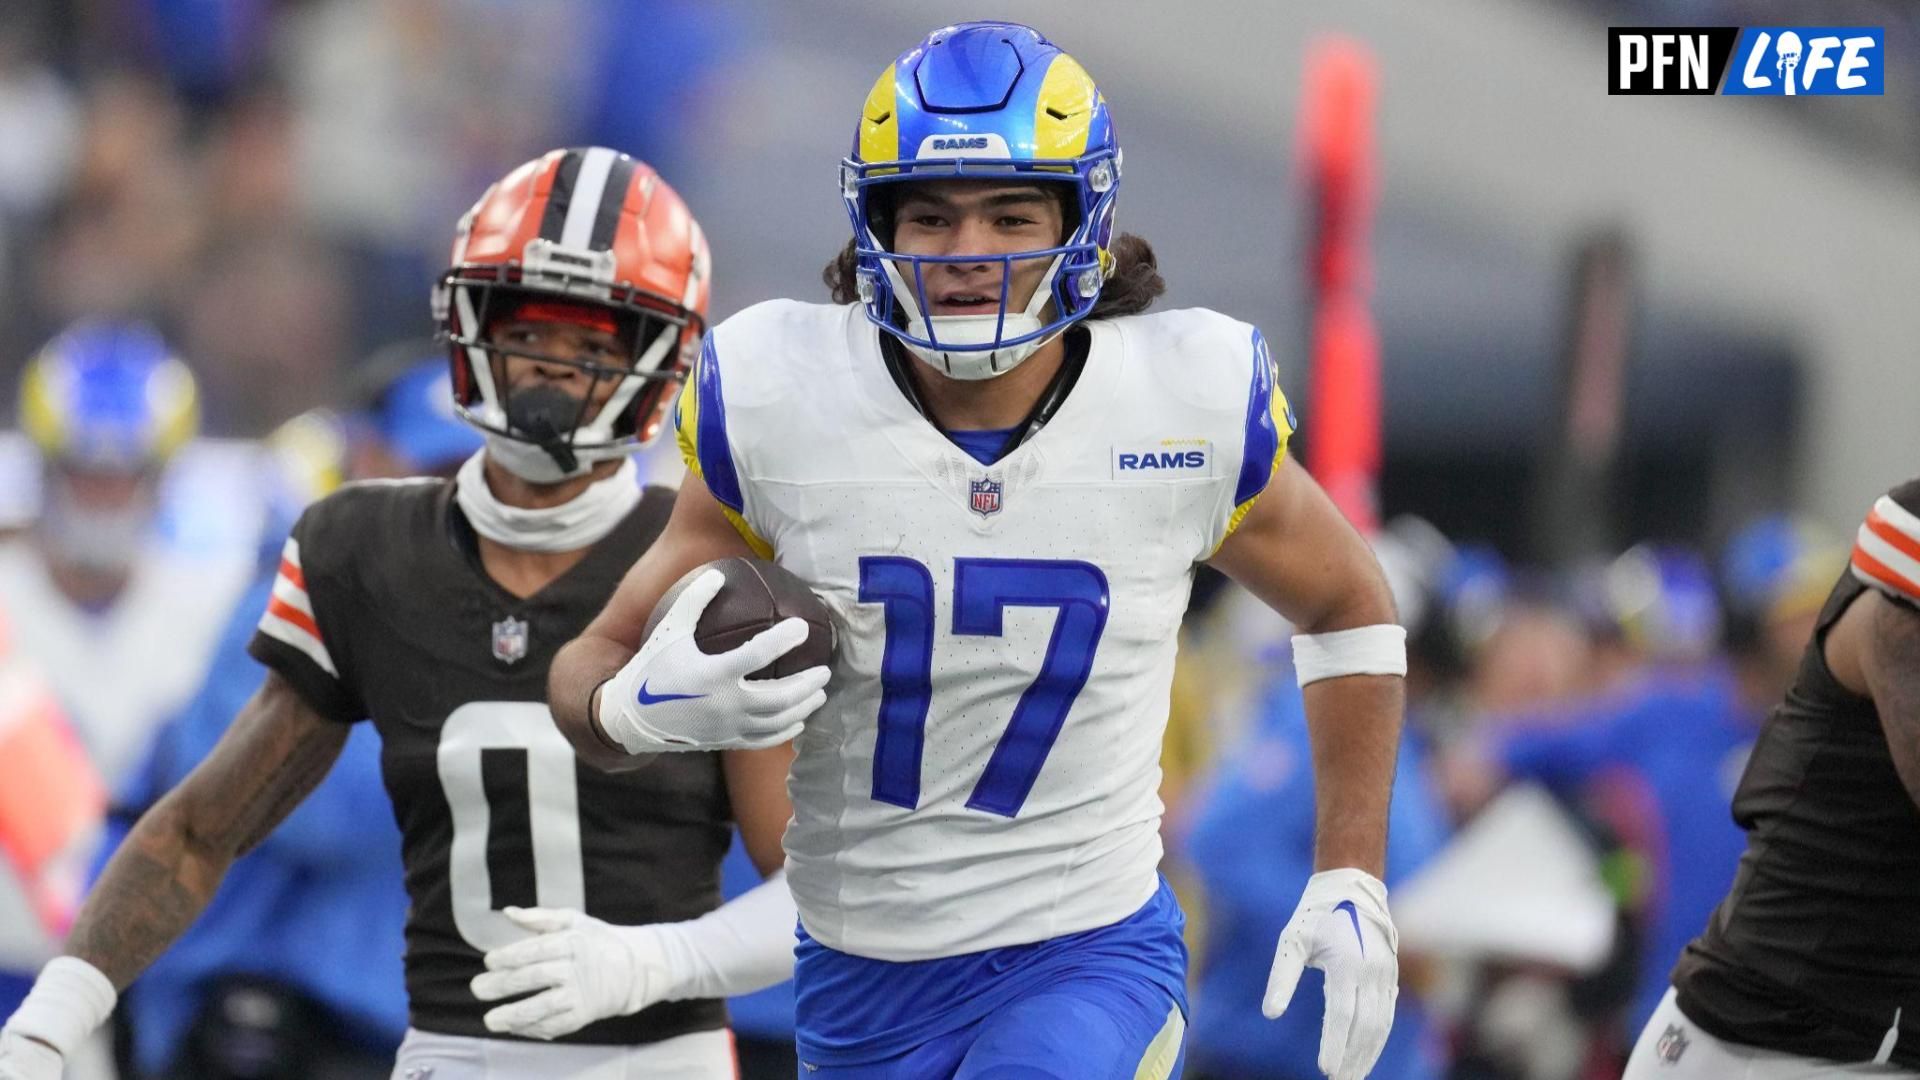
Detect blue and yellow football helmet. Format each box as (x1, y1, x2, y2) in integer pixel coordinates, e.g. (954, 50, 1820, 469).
(18, 320, 199, 472)
(1717, 515, 1844, 652)
(843, 22, 1120, 379)
(1602, 544, 1722, 659)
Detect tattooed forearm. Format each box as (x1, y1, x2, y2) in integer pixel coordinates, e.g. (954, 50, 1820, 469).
(230, 719, 348, 855)
(65, 816, 216, 986)
(1870, 597, 1920, 809)
(61, 672, 347, 990)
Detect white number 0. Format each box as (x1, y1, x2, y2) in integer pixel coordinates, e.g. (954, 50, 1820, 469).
(436, 702, 585, 951)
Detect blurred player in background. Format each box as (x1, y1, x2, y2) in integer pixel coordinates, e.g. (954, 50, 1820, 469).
(0, 148, 799, 1080)
(97, 359, 484, 1080)
(551, 23, 1404, 1080)
(1621, 481, 1920, 1078)
(0, 321, 248, 1040)
(1449, 524, 1843, 1050)
(0, 320, 249, 791)
(0, 607, 108, 1078)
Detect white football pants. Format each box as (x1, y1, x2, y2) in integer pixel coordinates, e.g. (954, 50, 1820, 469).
(1625, 988, 1918, 1079)
(389, 1027, 734, 1080)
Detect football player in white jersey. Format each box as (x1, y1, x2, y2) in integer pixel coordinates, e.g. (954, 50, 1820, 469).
(546, 22, 1406, 1080)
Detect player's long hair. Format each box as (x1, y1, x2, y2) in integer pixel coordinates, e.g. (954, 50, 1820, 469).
(823, 214, 1166, 321)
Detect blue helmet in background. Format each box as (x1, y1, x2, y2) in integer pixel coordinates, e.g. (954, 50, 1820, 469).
(360, 356, 484, 476)
(1718, 514, 1845, 653)
(843, 22, 1120, 379)
(18, 320, 199, 472)
(17, 320, 199, 572)
(1600, 544, 1722, 660)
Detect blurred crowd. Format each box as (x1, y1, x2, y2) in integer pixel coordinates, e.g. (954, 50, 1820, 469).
(0, 3, 1880, 1079)
(1163, 513, 1847, 1079)
(0, 0, 736, 435)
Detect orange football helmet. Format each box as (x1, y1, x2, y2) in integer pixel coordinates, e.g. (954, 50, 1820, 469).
(433, 147, 711, 469)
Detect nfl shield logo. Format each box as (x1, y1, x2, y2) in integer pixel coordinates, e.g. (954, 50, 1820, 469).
(1655, 1023, 1690, 1064)
(491, 615, 529, 665)
(969, 477, 1002, 517)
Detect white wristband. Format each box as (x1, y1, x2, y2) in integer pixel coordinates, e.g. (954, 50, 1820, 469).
(648, 870, 796, 1003)
(2, 956, 116, 1055)
(1292, 624, 1407, 687)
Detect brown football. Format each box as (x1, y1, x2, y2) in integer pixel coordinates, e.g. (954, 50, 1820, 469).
(644, 557, 835, 679)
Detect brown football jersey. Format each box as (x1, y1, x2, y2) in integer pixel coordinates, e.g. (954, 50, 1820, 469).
(249, 478, 731, 1045)
(1672, 479, 1920, 1067)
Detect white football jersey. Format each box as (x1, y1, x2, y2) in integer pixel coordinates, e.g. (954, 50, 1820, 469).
(677, 301, 1292, 960)
(0, 540, 248, 787)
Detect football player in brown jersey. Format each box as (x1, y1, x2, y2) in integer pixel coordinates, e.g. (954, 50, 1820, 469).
(0, 148, 801, 1080)
(1624, 480, 1920, 1079)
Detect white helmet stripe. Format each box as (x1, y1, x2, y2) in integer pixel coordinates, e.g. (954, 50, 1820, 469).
(560, 147, 618, 250)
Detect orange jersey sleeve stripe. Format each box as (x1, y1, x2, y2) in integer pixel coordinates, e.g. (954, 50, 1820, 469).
(279, 556, 306, 592)
(1867, 507, 1920, 565)
(266, 593, 322, 639)
(1852, 547, 1920, 602)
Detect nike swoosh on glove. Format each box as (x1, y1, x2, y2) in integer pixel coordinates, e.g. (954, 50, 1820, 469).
(0, 1032, 64, 1080)
(470, 907, 672, 1040)
(1263, 867, 1399, 1080)
(597, 568, 830, 753)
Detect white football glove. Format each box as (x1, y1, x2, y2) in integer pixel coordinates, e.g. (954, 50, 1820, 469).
(1263, 868, 1399, 1080)
(0, 957, 116, 1080)
(471, 907, 669, 1040)
(471, 874, 796, 1041)
(597, 568, 830, 753)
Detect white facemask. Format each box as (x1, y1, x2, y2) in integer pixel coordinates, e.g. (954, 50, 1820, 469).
(454, 450, 640, 553)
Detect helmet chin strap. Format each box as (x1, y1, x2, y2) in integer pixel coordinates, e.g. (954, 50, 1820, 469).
(483, 433, 594, 485)
(907, 315, 1054, 380)
(883, 253, 1065, 381)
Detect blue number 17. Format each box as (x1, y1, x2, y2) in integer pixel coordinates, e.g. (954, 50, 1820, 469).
(858, 556, 1109, 817)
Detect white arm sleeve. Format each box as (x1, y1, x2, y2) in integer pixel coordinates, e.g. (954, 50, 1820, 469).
(653, 870, 797, 1001)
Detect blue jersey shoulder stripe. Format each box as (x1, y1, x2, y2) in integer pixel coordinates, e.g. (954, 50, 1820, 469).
(1233, 327, 1282, 508)
(694, 335, 745, 513)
